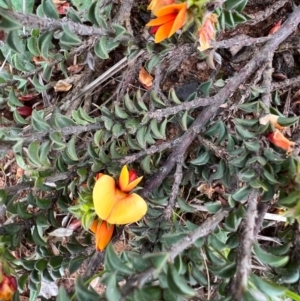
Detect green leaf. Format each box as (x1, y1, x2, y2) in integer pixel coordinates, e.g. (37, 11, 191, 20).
(105, 243, 133, 276)
(38, 31, 53, 58)
(75, 276, 99, 301)
(209, 262, 236, 278)
(8, 89, 23, 107)
(87, 1, 107, 28)
(70, 0, 93, 11)
(177, 197, 196, 213)
(253, 243, 289, 268)
(56, 287, 70, 301)
(6, 30, 23, 53)
(199, 81, 212, 96)
(162, 232, 187, 246)
(277, 116, 299, 127)
(278, 191, 300, 208)
(49, 256, 63, 270)
(225, 0, 247, 10)
(167, 264, 195, 296)
(94, 36, 119, 59)
(32, 74, 47, 92)
(66, 135, 79, 161)
(143, 253, 168, 270)
(232, 186, 250, 202)
(32, 226, 47, 246)
(42, 0, 59, 19)
(28, 141, 42, 167)
(61, 25, 82, 46)
(136, 126, 147, 149)
(0, 12, 21, 30)
(105, 273, 121, 301)
(112, 24, 126, 40)
(69, 256, 86, 274)
(31, 110, 50, 131)
(190, 150, 210, 166)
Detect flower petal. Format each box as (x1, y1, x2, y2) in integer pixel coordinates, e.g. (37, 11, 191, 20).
(146, 13, 176, 27)
(259, 114, 286, 130)
(93, 175, 117, 221)
(119, 165, 129, 192)
(155, 3, 186, 17)
(268, 129, 295, 153)
(91, 220, 114, 251)
(107, 193, 147, 224)
(155, 19, 174, 43)
(168, 3, 187, 37)
(148, 0, 175, 13)
(122, 176, 143, 192)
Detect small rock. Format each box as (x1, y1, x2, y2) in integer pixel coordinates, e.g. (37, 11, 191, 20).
(175, 82, 200, 102)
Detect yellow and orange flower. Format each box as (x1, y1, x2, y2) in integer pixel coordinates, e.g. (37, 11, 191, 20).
(90, 219, 114, 251)
(197, 13, 218, 52)
(0, 272, 17, 301)
(146, 3, 187, 43)
(148, 0, 175, 14)
(93, 165, 147, 225)
(267, 129, 295, 154)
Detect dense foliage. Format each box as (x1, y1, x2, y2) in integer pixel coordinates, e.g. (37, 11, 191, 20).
(1, 0, 300, 300)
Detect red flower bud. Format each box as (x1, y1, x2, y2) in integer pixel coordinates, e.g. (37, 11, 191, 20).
(0, 273, 17, 301)
(17, 106, 32, 117)
(129, 170, 139, 183)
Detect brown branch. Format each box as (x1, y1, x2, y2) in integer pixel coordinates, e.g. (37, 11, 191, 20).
(4, 171, 73, 194)
(142, 5, 300, 197)
(261, 56, 274, 107)
(119, 137, 181, 166)
(20, 123, 102, 144)
(246, 0, 290, 25)
(254, 202, 270, 236)
(212, 35, 271, 50)
(230, 190, 258, 301)
(119, 208, 230, 300)
(271, 75, 300, 91)
(2, 8, 113, 36)
(164, 159, 184, 220)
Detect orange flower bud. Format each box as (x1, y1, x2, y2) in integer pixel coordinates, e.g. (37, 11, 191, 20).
(267, 129, 295, 154)
(90, 220, 114, 251)
(0, 273, 17, 301)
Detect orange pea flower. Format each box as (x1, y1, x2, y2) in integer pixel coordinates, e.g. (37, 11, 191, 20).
(146, 3, 187, 43)
(259, 114, 286, 130)
(0, 271, 17, 301)
(90, 219, 114, 251)
(267, 129, 295, 154)
(93, 165, 147, 224)
(148, 0, 175, 14)
(197, 13, 218, 52)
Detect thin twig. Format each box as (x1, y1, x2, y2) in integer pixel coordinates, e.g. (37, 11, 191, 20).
(271, 75, 300, 91)
(230, 190, 258, 301)
(2, 8, 113, 36)
(164, 158, 184, 220)
(261, 55, 274, 107)
(212, 35, 271, 50)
